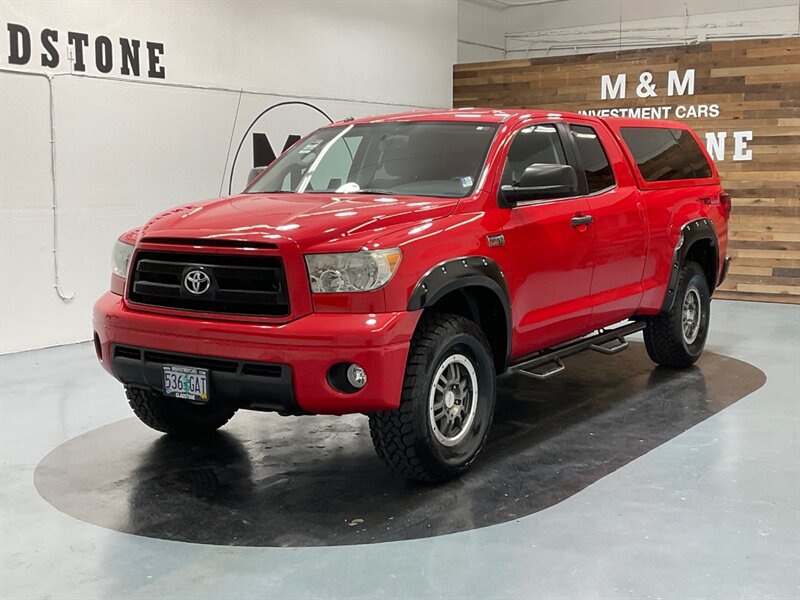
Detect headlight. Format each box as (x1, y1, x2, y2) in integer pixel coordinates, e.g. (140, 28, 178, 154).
(111, 240, 134, 278)
(305, 249, 402, 293)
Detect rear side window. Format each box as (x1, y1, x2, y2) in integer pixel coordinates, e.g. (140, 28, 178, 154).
(620, 127, 712, 182)
(672, 129, 713, 179)
(569, 125, 615, 193)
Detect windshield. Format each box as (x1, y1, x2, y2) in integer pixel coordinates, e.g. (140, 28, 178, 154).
(245, 121, 499, 198)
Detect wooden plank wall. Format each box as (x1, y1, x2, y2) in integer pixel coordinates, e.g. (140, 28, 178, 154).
(454, 38, 800, 304)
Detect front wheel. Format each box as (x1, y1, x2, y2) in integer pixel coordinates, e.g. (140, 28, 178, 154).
(368, 313, 496, 482)
(644, 260, 711, 368)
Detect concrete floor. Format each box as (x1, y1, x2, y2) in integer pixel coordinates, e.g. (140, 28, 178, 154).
(1, 299, 798, 599)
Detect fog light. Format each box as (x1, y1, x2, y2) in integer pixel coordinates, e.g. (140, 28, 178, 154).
(346, 364, 367, 389)
(328, 362, 367, 393)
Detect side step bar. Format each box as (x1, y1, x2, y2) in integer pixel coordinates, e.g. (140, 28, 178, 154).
(509, 321, 647, 380)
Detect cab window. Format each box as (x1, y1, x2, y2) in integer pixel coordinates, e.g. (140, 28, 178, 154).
(500, 124, 567, 186)
(569, 125, 615, 193)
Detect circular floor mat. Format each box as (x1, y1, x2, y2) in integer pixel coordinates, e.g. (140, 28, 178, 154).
(35, 342, 765, 547)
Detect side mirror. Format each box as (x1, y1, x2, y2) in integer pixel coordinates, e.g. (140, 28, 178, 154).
(247, 166, 266, 184)
(499, 163, 578, 206)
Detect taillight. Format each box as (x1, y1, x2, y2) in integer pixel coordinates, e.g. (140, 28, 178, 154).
(720, 192, 732, 218)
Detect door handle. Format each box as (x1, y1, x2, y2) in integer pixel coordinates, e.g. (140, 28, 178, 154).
(571, 214, 593, 227)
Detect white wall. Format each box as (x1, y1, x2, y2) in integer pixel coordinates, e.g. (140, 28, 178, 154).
(458, 0, 800, 62)
(458, 0, 504, 62)
(0, 0, 457, 353)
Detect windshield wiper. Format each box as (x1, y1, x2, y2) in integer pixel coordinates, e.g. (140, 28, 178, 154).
(246, 188, 396, 195)
(348, 188, 394, 195)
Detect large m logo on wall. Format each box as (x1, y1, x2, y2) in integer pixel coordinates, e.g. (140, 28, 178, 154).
(228, 101, 333, 194)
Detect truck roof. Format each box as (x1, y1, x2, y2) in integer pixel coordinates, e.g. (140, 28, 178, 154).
(340, 108, 582, 125)
(338, 108, 694, 132)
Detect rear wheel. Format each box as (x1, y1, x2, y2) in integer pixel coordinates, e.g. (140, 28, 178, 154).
(369, 313, 496, 482)
(644, 260, 711, 368)
(125, 386, 238, 437)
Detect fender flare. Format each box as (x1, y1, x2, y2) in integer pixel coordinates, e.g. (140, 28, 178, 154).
(407, 256, 512, 367)
(662, 218, 719, 312)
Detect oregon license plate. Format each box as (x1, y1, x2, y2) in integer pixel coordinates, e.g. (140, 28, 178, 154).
(163, 365, 209, 403)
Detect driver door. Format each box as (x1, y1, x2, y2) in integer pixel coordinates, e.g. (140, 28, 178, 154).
(495, 122, 595, 358)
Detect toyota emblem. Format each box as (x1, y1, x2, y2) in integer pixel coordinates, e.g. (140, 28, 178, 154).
(183, 269, 211, 295)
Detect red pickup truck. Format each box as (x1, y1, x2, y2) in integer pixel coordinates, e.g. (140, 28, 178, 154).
(93, 108, 731, 482)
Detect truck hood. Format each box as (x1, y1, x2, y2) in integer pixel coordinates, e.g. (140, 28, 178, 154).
(138, 193, 458, 251)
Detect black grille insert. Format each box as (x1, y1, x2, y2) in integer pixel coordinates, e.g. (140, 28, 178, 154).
(113, 345, 285, 378)
(241, 363, 284, 378)
(114, 346, 142, 360)
(128, 251, 289, 316)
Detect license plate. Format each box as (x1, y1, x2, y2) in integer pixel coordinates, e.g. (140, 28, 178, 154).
(163, 365, 209, 403)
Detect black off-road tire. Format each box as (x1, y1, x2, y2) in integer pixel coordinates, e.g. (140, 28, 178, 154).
(125, 386, 238, 437)
(644, 260, 711, 368)
(368, 313, 496, 482)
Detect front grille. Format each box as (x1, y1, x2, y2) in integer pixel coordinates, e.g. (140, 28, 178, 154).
(128, 250, 290, 317)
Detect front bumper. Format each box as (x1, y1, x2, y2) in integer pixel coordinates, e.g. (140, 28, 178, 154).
(93, 292, 421, 414)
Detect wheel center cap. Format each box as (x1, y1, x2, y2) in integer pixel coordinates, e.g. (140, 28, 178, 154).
(444, 390, 455, 409)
